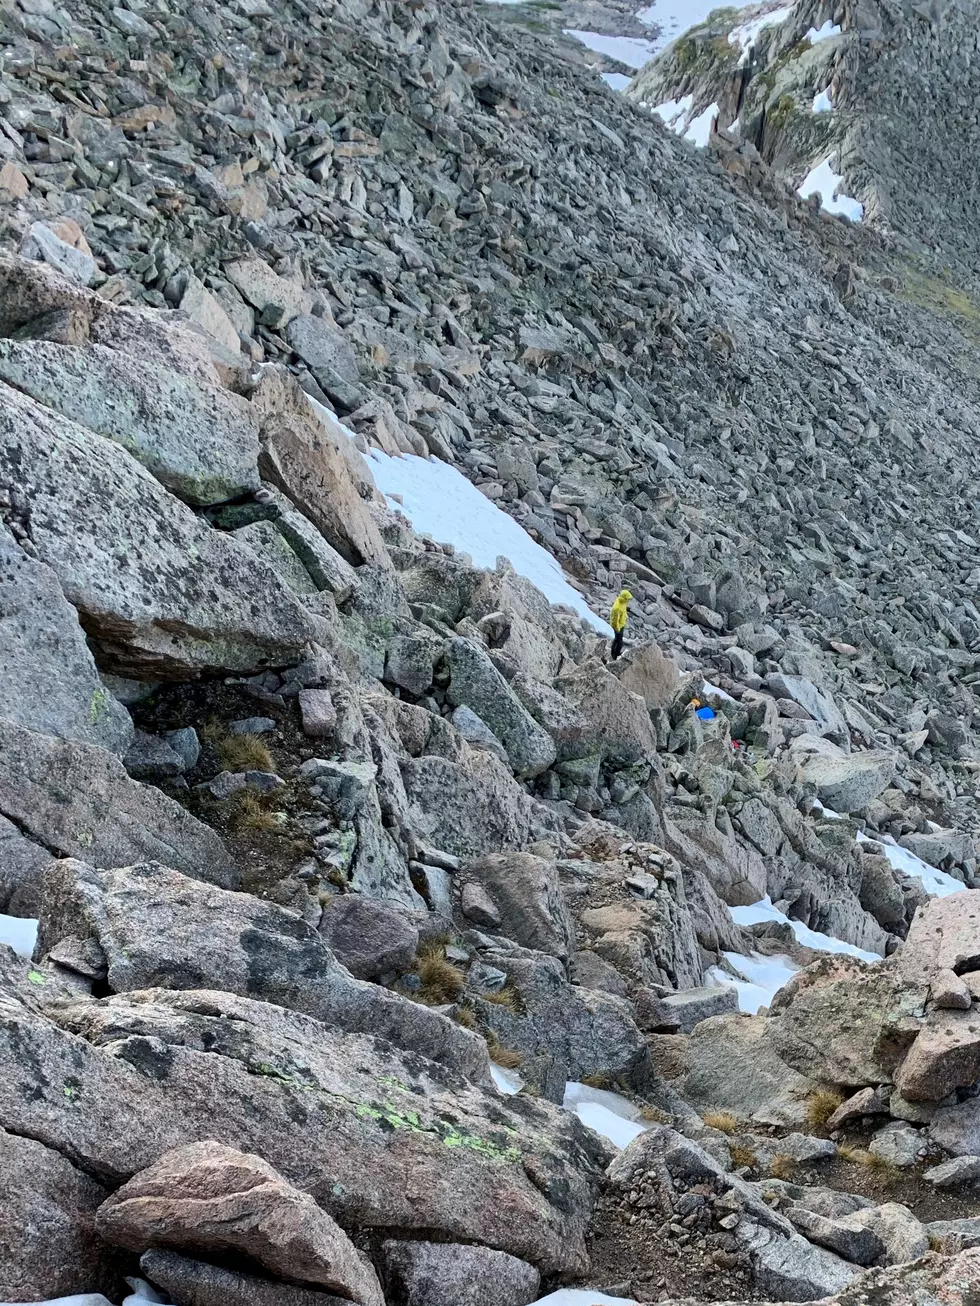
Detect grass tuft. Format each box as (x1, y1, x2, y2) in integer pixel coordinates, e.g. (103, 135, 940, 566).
(703, 1110, 741, 1135)
(415, 942, 466, 1004)
(492, 1045, 524, 1070)
(769, 1153, 796, 1180)
(483, 984, 521, 1009)
(228, 790, 280, 832)
(218, 732, 274, 773)
(453, 1005, 477, 1030)
(729, 1143, 758, 1170)
(580, 1072, 613, 1090)
(639, 1104, 672, 1124)
(805, 1088, 845, 1134)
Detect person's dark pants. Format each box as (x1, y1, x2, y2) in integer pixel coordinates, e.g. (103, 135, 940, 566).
(611, 629, 624, 660)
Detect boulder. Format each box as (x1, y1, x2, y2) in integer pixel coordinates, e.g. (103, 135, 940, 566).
(0, 381, 315, 679)
(124, 730, 186, 781)
(618, 643, 681, 709)
(868, 1121, 929, 1168)
(477, 948, 650, 1097)
(739, 1219, 857, 1299)
(21, 220, 97, 286)
(378, 1240, 539, 1306)
(318, 895, 419, 980)
(793, 742, 895, 814)
(0, 524, 132, 754)
(460, 853, 575, 960)
(287, 315, 360, 381)
(0, 251, 94, 336)
(0, 723, 236, 889)
(930, 1097, 980, 1157)
(683, 1014, 818, 1128)
(898, 891, 980, 983)
(635, 985, 739, 1033)
(928, 968, 971, 1010)
(0, 978, 604, 1276)
(97, 1142, 384, 1306)
(768, 956, 924, 1088)
(225, 259, 313, 327)
(402, 749, 533, 860)
(253, 370, 390, 569)
(36, 859, 484, 1081)
(179, 276, 242, 354)
(787, 1205, 884, 1266)
(767, 674, 848, 744)
(553, 659, 659, 765)
(141, 1250, 357, 1306)
(0, 1125, 115, 1301)
(446, 638, 556, 779)
(0, 339, 260, 505)
(847, 1202, 929, 1264)
(924, 1154, 980, 1187)
(895, 1011, 980, 1101)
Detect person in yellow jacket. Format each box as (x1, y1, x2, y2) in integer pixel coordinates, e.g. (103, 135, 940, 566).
(609, 588, 632, 660)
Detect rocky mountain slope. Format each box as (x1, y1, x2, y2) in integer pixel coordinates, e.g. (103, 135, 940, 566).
(629, 0, 980, 277)
(2, 0, 980, 1303)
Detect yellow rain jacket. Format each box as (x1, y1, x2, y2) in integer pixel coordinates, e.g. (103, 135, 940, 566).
(610, 589, 632, 633)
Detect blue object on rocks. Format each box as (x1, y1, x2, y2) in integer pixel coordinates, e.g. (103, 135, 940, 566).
(696, 705, 716, 721)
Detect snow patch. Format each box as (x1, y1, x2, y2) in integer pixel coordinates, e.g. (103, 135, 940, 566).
(812, 86, 834, 113)
(533, 1293, 638, 1306)
(797, 156, 864, 222)
(728, 6, 793, 66)
(637, 0, 742, 53)
(0, 913, 37, 958)
(701, 679, 736, 702)
(564, 30, 658, 69)
(807, 19, 842, 42)
(563, 1081, 649, 1150)
(602, 72, 633, 92)
(651, 93, 694, 130)
(490, 1063, 525, 1094)
(708, 952, 799, 1013)
(316, 398, 611, 635)
(856, 832, 965, 898)
(728, 896, 882, 961)
(684, 100, 719, 147)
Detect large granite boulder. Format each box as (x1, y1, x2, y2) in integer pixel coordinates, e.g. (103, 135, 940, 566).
(0, 381, 315, 679)
(36, 858, 485, 1081)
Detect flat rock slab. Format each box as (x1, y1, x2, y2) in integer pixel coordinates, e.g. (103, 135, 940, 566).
(0, 381, 314, 679)
(36, 858, 485, 1082)
(0, 339, 260, 505)
(0, 723, 236, 888)
(0, 974, 604, 1276)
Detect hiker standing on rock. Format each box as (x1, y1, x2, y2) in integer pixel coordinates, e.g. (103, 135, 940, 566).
(609, 588, 632, 660)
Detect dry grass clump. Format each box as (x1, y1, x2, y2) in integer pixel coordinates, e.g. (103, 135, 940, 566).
(453, 1005, 477, 1030)
(490, 1045, 524, 1070)
(805, 1087, 845, 1134)
(482, 984, 521, 1010)
(228, 790, 279, 832)
(702, 1110, 741, 1135)
(580, 1072, 613, 1090)
(218, 732, 274, 774)
(638, 1104, 672, 1124)
(769, 1153, 796, 1180)
(415, 941, 466, 1003)
(729, 1143, 758, 1170)
(836, 1142, 898, 1180)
